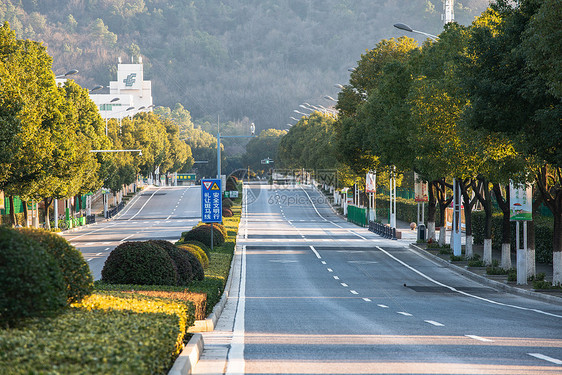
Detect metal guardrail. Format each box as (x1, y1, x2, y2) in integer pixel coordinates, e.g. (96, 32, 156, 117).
(368, 220, 397, 240)
(106, 202, 124, 219)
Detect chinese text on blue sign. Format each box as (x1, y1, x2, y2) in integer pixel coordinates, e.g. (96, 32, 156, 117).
(201, 179, 222, 223)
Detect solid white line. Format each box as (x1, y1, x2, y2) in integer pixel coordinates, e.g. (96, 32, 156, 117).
(376, 246, 562, 319)
(350, 290, 358, 295)
(128, 187, 163, 220)
(465, 335, 494, 342)
(397, 312, 413, 316)
(425, 320, 444, 327)
(378, 304, 389, 308)
(120, 234, 134, 242)
(226, 245, 246, 374)
(309, 245, 321, 259)
(528, 353, 562, 365)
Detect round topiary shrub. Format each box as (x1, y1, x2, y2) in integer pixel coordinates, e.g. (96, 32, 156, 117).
(182, 225, 225, 247)
(182, 240, 211, 257)
(179, 243, 209, 269)
(222, 207, 233, 217)
(18, 228, 93, 303)
(101, 241, 178, 286)
(226, 176, 238, 191)
(222, 197, 233, 208)
(177, 245, 205, 281)
(0, 227, 66, 327)
(148, 240, 194, 286)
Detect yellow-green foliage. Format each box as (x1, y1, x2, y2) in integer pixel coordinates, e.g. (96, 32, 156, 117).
(0, 292, 195, 374)
(178, 244, 209, 269)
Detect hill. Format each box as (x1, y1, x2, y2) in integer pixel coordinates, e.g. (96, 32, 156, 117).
(1, 0, 490, 131)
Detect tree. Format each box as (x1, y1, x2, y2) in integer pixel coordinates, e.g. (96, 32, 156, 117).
(243, 129, 286, 174)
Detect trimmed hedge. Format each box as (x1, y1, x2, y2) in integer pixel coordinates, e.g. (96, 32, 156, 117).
(0, 292, 194, 374)
(222, 207, 233, 217)
(182, 240, 211, 257)
(18, 228, 93, 303)
(0, 227, 67, 327)
(180, 247, 205, 281)
(179, 243, 209, 269)
(222, 197, 234, 208)
(148, 240, 194, 286)
(101, 241, 178, 286)
(182, 224, 225, 247)
(472, 211, 554, 263)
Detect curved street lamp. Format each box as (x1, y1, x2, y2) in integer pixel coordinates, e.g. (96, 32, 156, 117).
(393, 23, 438, 41)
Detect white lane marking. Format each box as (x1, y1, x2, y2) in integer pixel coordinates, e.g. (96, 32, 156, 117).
(341, 283, 348, 287)
(363, 298, 372, 302)
(96, 253, 102, 256)
(397, 312, 413, 316)
(128, 187, 164, 220)
(378, 304, 389, 308)
(321, 261, 326, 265)
(300, 186, 367, 239)
(327, 268, 333, 273)
(310, 245, 321, 259)
(376, 246, 562, 319)
(425, 320, 444, 327)
(333, 276, 340, 280)
(350, 290, 358, 295)
(120, 234, 135, 242)
(104, 247, 111, 251)
(466, 335, 494, 342)
(528, 353, 562, 365)
(87, 258, 93, 262)
(67, 222, 118, 241)
(226, 245, 246, 374)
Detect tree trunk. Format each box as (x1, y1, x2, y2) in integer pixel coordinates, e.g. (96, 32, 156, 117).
(22, 200, 29, 227)
(8, 196, 17, 227)
(492, 183, 511, 270)
(527, 187, 543, 278)
(472, 177, 493, 265)
(427, 181, 437, 242)
(535, 165, 562, 285)
(436, 179, 453, 247)
(460, 178, 477, 258)
(43, 197, 52, 230)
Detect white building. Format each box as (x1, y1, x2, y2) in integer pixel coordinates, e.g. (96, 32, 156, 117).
(90, 57, 153, 120)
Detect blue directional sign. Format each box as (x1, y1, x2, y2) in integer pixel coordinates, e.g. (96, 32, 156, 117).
(201, 179, 222, 223)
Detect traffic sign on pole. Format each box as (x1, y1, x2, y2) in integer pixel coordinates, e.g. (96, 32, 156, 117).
(201, 179, 222, 223)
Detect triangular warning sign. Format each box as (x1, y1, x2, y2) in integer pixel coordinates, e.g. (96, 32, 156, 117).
(203, 181, 212, 190)
(211, 182, 220, 190)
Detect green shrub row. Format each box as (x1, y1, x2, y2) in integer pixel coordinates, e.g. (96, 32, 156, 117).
(472, 211, 553, 263)
(0, 227, 94, 327)
(0, 292, 194, 374)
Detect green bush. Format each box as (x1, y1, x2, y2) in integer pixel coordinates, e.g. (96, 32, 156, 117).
(0, 292, 194, 374)
(473, 211, 554, 263)
(183, 224, 225, 247)
(226, 176, 238, 191)
(101, 241, 178, 286)
(182, 240, 211, 257)
(222, 197, 234, 208)
(177, 245, 205, 281)
(148, 240, 194, 286)
(18, 228, 93, 303)
(179, 244, 209, 269)
(0, 227, 67, 327)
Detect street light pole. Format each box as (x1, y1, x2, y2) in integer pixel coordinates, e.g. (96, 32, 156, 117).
(393, 23, 439, 41)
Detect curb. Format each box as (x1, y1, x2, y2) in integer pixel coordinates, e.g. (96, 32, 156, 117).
(409, 243, 562, 305)
(167, 334, 204, 375)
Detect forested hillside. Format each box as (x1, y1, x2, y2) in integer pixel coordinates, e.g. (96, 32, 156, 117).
(1, 0, 490, 131)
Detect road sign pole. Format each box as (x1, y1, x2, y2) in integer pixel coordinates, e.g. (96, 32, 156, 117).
(211, 222, 214, 252)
